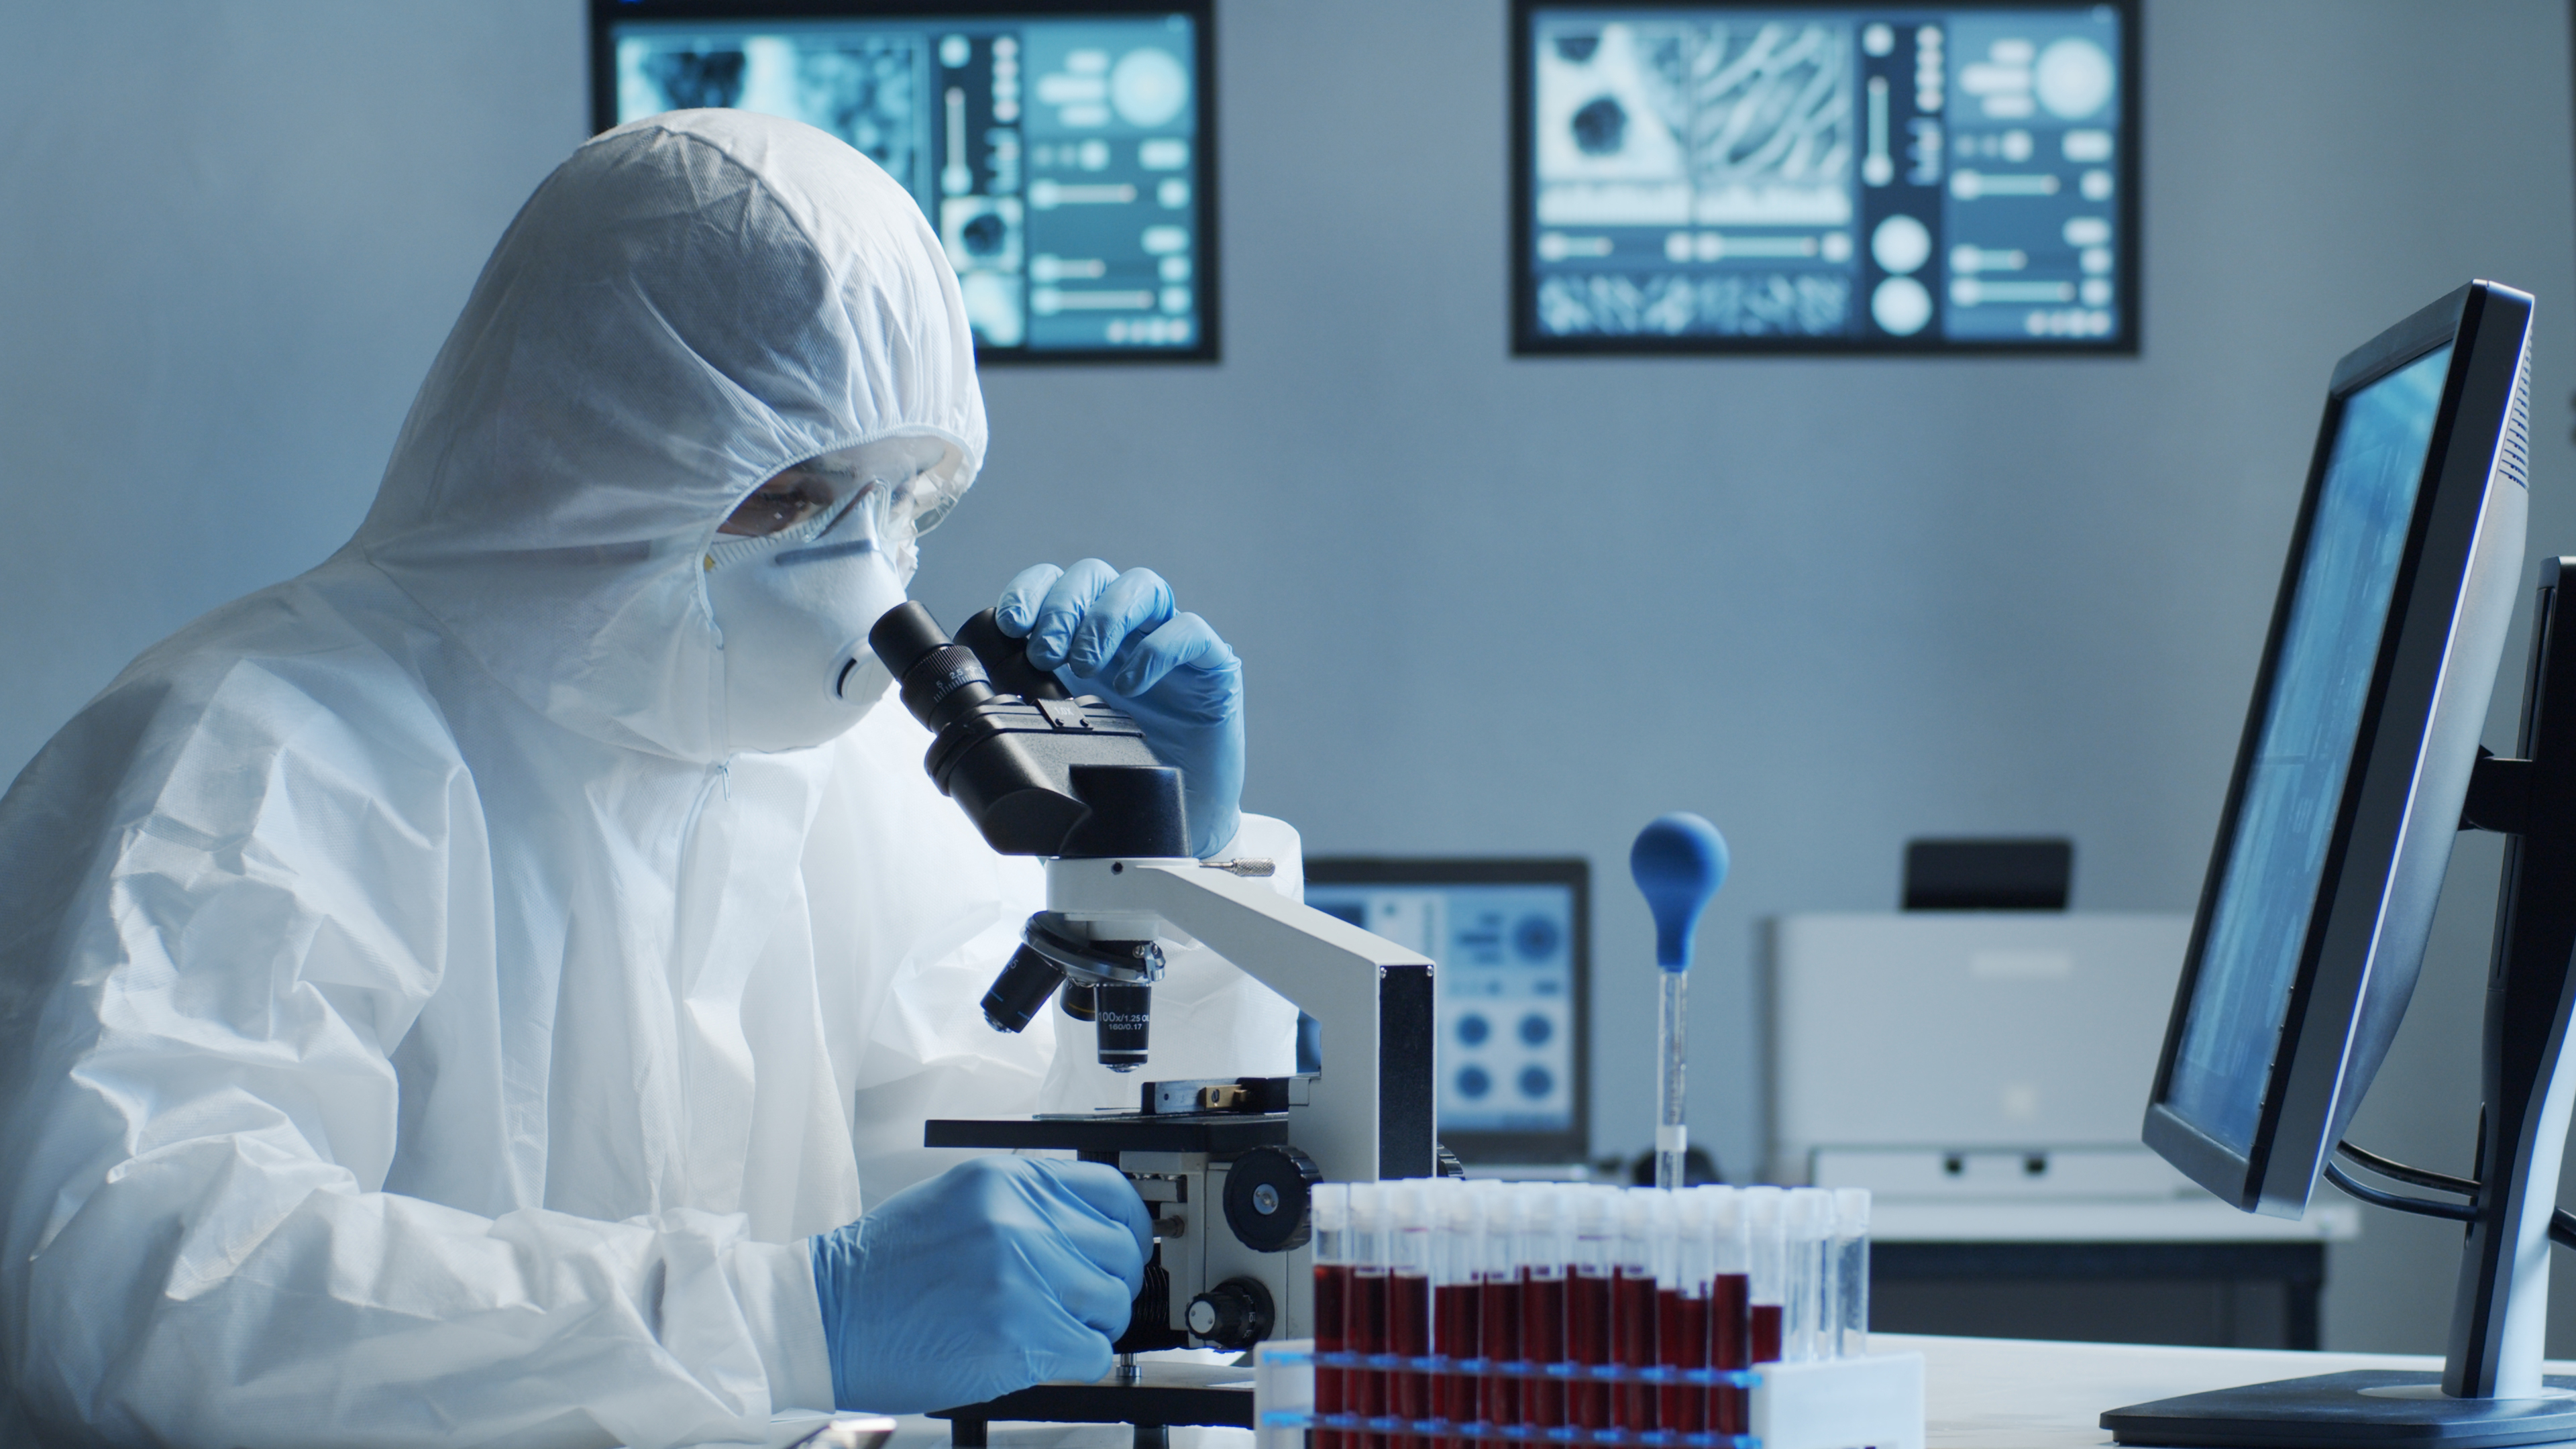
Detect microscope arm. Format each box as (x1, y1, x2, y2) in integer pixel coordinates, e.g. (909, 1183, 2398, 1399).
(1044, 857, 1437, 1183)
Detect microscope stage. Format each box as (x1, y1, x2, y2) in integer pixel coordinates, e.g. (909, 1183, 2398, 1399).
(924, 1112, 1291, 1157)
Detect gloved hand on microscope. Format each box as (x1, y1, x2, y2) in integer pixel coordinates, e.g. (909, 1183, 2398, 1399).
(812, 1157, 1155, 1413)
(996, 559, 1246, 859)
(804, 564, 1247, 1412)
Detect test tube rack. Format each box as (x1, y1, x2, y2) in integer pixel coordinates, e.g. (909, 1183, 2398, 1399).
(1252, 1342, 1924, 1449)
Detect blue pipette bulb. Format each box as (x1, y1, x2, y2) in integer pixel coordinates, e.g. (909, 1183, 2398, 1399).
(1631, 813, 1729, 971)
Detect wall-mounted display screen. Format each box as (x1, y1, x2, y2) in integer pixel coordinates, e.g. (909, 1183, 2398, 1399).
(1513, 1, 2137, 354)
(592, 1, 1216, 362)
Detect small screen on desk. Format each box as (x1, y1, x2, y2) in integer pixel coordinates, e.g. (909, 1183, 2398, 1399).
(1305, 878, 1581, 1141)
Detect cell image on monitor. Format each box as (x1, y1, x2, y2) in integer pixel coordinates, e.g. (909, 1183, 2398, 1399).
(599, 7, 1210, 360)
(2162, 345, 2454, 1154)
(1307, 882, 1580, 1136)
(1513, 1, 2135, 353)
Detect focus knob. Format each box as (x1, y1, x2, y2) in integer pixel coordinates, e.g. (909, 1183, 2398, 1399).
(1223, 1144, 1321, 1252)
(1185, 1276, 1276, 1350)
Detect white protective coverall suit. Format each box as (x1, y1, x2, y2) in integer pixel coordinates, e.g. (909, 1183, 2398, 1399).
(0, 110, 1295, 1448)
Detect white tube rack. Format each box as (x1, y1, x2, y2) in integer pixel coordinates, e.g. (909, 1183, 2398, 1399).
(1251, 1344, 1921, 1449)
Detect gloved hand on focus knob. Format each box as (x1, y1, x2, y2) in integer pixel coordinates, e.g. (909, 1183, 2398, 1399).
(995, 559, 1245, 858)
(810, 1156, 1153, 1413)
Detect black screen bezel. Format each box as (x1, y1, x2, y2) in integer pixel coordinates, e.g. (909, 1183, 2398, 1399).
(588, 0, 1220, 365)
(2142, 282, 2526, 1214)
(1508, 0, 2142, 357)
(1304, 857, 1593, 1166)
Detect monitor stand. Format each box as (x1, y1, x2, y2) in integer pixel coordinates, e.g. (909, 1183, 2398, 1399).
(2106, 557, 2576, 1449)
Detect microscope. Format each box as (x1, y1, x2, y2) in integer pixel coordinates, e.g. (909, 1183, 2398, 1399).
(865, 603, 1438, 1445)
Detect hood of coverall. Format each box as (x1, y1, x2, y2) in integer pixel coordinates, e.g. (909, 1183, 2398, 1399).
(0, 106, 1299, 1449)
(354, 108, 985, 763)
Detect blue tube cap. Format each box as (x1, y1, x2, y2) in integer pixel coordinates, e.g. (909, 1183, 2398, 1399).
(1631, 813, 1729, 971)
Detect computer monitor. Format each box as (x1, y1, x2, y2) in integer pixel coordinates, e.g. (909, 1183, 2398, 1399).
(1305, 859, 1591, 1166)
(590, 0, 1217, 362)
(2107, 282, 2576, 1444)
(1512, 0, 2138, 354)
(2143, 284, 2530, 1221)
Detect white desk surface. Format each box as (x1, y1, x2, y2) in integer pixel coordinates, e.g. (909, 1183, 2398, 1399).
(799, 1334, 2510, 1449)
(1894, 1332, 2499, 1449)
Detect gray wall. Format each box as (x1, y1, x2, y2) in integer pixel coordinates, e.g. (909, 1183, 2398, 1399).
(1, 0, 2570, 1356)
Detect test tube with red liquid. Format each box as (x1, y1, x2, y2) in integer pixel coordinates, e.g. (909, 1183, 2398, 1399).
(1389, 1181, 1435, 1442)
(1612, 1188, 1662, 1432)
(1656, 1189, 1713, 1434)
(1477, 1185, 1522, 1432)
(1516, 1186, 1569, 1431)
(1566, 1186, 1618, 1431)
(1709, 1188, 1752, 1436)
(1432, 1181, 1483, 1443)
(1313, 1183, 1354, 1449)
(1349, 1181, 1391, 1449)
(1743, 1187, 1785, 1367)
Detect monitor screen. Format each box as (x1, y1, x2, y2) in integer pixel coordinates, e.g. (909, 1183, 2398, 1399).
(1305, 860, 1590, 1163)
(2140, 282, 2533, 1218)
(593, 2, 1215, 362)
(2161, 345, 2453, 1155)
(1512, 1, 2137, 354)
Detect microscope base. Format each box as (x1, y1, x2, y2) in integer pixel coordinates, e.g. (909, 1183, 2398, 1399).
(931, 1362, 1255, 1447)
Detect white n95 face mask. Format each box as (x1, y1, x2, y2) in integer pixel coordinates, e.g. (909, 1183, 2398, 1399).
(702, 466, 920, 754)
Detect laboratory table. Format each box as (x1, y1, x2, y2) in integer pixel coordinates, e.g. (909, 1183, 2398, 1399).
(776, 1333, 2502, 1449)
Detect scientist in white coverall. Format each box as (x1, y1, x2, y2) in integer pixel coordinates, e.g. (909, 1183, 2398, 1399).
(0, 110, 1296, 1447)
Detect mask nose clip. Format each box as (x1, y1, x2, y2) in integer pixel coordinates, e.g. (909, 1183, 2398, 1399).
(769, 488, 881, 569)
(772, 537, 882, 568)
(771, 481, 922, 579)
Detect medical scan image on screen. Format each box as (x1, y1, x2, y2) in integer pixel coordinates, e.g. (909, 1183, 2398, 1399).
(1308, 883, 1580, 1135)
(611, 12, 1201, 355)
(1523, 4, 2127, 348)
(2161, 346, 2454, 1154)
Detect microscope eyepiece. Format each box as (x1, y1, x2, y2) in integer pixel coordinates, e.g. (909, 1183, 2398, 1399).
(871, 601, 1187, 859)
(869, 602, 997, 733)
(865, 600, 951, 678)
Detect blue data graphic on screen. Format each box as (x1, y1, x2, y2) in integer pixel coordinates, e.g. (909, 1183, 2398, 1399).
(1521, 4, 2129, 350)
(1307, 883, 1579, 1134)
(2163, 345, 2454, 1154)
(610, 13, 1203, 356)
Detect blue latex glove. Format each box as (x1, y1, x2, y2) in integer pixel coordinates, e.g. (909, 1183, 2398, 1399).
(810, 1156, 1152, 1413)
(995, 559, 1244, 857)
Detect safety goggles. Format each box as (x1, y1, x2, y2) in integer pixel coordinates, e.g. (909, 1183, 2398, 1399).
(704, 437, 963, 574)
